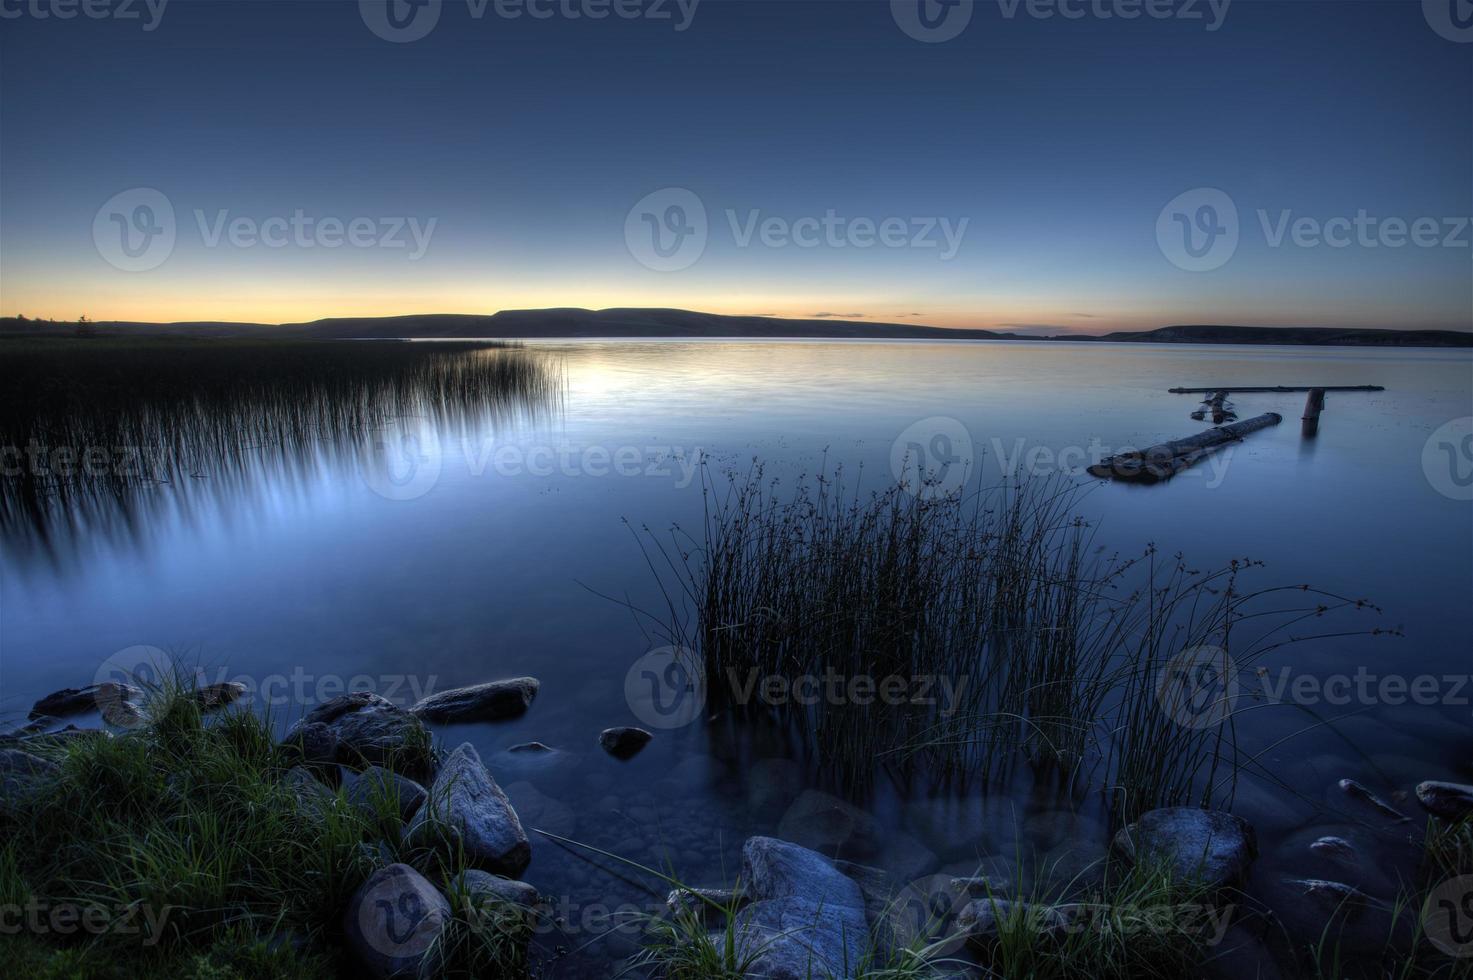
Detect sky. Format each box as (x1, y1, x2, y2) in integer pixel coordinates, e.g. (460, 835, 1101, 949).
(0, 0, 1470, 333)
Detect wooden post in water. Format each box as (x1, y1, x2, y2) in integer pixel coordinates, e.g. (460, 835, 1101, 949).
(1301, 388, 1326, 438)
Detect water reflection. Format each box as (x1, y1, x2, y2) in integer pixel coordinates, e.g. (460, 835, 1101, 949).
(0, 342, 565, 569)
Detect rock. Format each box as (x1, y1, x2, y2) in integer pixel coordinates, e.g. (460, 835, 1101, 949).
(746, 758, 804, 816)
(1265, 876, 1412, 958)
(1416, 780, 1473, 821)
(194, 681, 247, 711)
(282, 721, 339, 766)
(1111, 808, 1256, 888)
(665, 886, 745, 925)
(347, 767, 428, 823)
(283, 767, 337, 816)
(950, 875, 1012, 898)
(1336, 778, 1409, 822)
(0, 748, 59, 803)
(1308, 836, 1359, 864)
(343, 863, 452, 979)
(283, 693, 432, 780)
(406, 743, 530, 877)
(742, 836, 865, 910)
(598, 726, 652, 759)
(503, 780, 578, 838)
(507, 742, 555, 753)
(449, 869, 540, 910)
(1200, 923, 1285, 980)
(409, 678, 539, 723)
(733, 897, 868, 980)
(29, 683, 142, 720)
(956, 898, 1075, 944)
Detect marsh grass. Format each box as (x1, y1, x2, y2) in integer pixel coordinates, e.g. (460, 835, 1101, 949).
(640, 460, 1388, 818)
(0, 670, 528, 978)
(0, 336, 564, 550)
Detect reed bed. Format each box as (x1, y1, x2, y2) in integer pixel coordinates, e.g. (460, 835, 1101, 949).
(641, 460, 1387, 819)
(0, 337, 564, 549)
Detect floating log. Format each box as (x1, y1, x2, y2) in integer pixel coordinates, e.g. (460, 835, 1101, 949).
(1168, 385, 1383, 394)
(1301, 388, 1326, 438)
(1088, 413, 1283, 483)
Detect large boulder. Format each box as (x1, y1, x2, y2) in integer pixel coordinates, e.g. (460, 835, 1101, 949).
(347, 767, 428, 824)
(283, 693, 432, 780)
(1111, 808, 1256, 888)
(407, 743, 530, 877)
(1416, 780, 1473, 822)
(410, 678, 539, 723)
(742, 835, 867, 909)
(343, 863, 452, 979)
(733, 897, 869, 980)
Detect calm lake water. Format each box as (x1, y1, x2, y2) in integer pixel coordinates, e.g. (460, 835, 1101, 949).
(3, 339, 1471, 974)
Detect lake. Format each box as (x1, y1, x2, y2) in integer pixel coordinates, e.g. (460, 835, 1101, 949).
(3, 339, 1470, 975)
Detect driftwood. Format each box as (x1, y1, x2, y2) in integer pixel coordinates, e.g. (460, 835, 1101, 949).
(1191, 389, 1233, 423)
(1088, 413, 1283, 483)
(1168, 385, 1383, 394)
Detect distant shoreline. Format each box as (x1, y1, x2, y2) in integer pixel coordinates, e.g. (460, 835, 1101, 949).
(3, 309, 1469, 348)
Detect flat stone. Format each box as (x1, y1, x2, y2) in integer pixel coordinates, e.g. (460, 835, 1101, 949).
(30, 683, 142, 720)
(346, 766, 428, 823)
(1416, 780, 1473, 822)
(598, 726, 652, 759)
(1111, 808, 1256, 888)
(283, 692, 432, 780)
(343, 863, 451, 979)
(407, 742, 530, 877)
(450, 869, 539, 909)
(410, 677, 539, 723)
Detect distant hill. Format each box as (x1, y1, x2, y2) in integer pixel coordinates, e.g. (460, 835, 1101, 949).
(2, 310, 1468, 347)
(1092, 324, 1472, 347)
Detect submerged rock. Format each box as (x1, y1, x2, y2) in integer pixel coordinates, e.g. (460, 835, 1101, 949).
(598, 726, 652, 759)
(407, 743, 530, 877)
(1308, 836, 1359, 864)
(1336, 778, 1409, 822)
(1416, 780, 1473, 822)
(410, 677, 539, 723)
(507, 741, 555, 753)
(1111, 808, 1256, 888)
(343, 863, 452, 979)
(347, 766, 428, 823)
(1265, 876, 1412, 958)
(665, 886, 746, 925)
(29, 682, 142, 721)
(283, 692, 432, 780)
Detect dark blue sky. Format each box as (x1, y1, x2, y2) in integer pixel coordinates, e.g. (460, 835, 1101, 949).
(2, 0, 1469, 331)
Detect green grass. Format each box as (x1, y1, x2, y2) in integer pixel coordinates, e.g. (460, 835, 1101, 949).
(0, 675, 530, 978)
